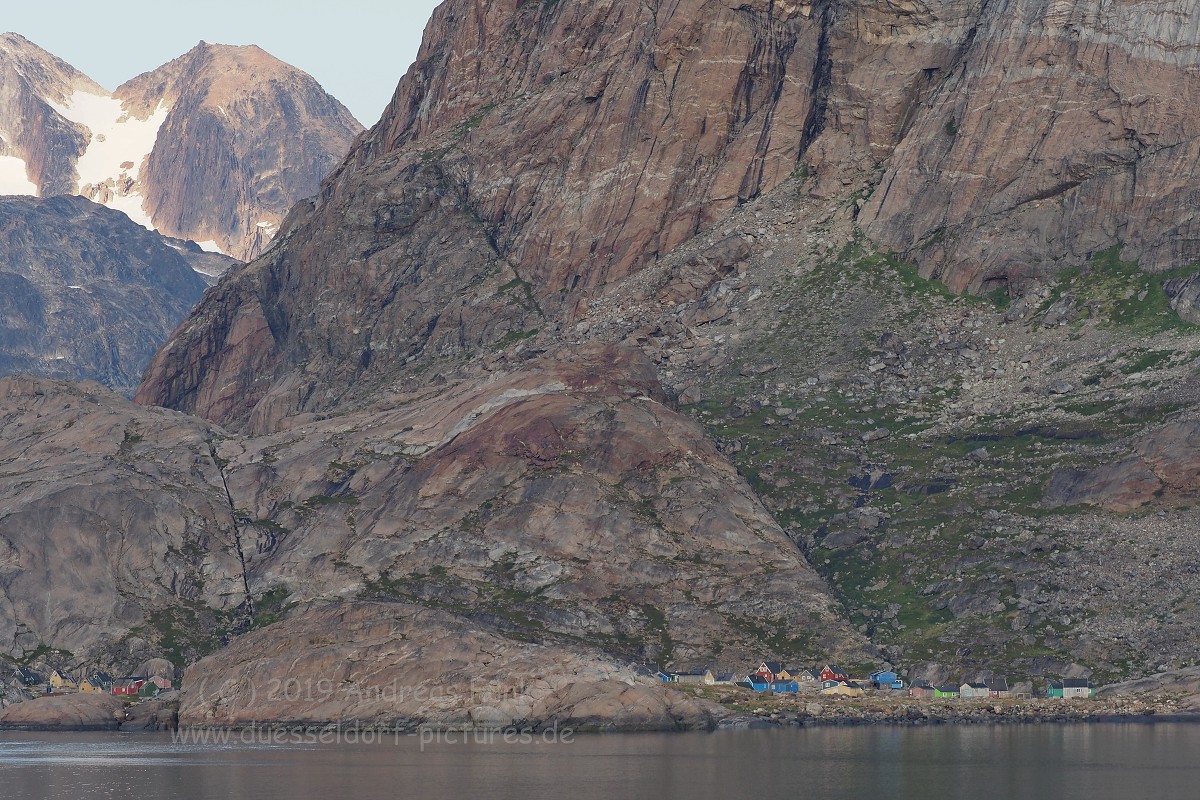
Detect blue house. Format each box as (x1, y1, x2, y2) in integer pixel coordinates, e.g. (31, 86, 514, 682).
(748, 675, 771, 691)
(870, 670, 904, 690)
(770, 680, 800, 694)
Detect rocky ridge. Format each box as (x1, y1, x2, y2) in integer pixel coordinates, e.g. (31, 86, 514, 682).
(0, 195, 234, 395)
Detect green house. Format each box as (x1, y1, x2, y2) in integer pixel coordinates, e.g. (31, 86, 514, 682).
(934, 685, 960, 699)
(137, 680, 162, 699)
(1047, 682, 1064, 698)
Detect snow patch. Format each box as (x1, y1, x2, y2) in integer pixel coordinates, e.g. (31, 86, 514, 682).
(0, 154, 37, 195)
(47, 90, 169, 229)
(195, 240, 224, 254)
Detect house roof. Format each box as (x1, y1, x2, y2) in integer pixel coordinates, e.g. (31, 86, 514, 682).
(823, 665, 845, 674)
(963, 682, 988, 689)
(715, 673, 735, 682)
(987, 678, 1009, 690)
(90, 671, 114, 683)
(760, 662, 784, 673)
(1063, 678, 1092, 688)
(911, 679, 933, 688)
(936, 685, 959, 693)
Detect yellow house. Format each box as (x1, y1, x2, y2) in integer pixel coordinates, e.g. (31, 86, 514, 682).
(821, 681, 865, 698)
(49, 671, 78, 692)
(78, 678, 101, 693)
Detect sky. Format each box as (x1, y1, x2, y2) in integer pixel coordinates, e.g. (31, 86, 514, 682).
(4, 0, 444, 126)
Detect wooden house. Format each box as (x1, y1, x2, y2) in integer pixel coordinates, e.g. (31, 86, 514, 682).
(821, 681, 864, 698)
(112, 677, 147, 696)
(672, 670, 709, 686)
(770, 680, 800, 694)
(16, 667, 43, 687)
(747, 675, 771, 691)
(819, 665, 849, 683)
(1049, 678, 1094, 699)
(908, 679, 935, 698)
(934, 685, 960, 699)
(138, 681, 162, 699)
(870, 670, 904, 690)
(960, 682, 989, 699)
(705, 672, 736, 686)
(987, 677, 1010, 698)
(48, 670, 77, 692)
(754, 662, 791, 682)
(797, 669, 821, 683)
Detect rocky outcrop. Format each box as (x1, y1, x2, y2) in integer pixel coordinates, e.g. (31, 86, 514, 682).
(0, 692, 125, 731)
(0, 34, 361, 260)
(116, 42, 363, 260)
(0, 195, 227, 395)
(1045, 421, 1200, 513)
(0, 375, 248, 663)
(180, 602, 722, 732)
(860, 0, 1200, 292)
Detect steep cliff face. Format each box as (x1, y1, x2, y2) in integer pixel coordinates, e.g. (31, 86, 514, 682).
(0, 195, 228, 395)
(117, 42, 364, 260)
(139, 0, 836, 428)
(860, 0, 1200, 292)
(0, 34, 362, 260)
(0, 33, 95, 196)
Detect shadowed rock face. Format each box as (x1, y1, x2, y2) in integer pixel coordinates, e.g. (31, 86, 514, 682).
(0, 195, 225, 395)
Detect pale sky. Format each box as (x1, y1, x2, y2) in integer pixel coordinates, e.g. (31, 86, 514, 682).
(4, 0, 444, 127)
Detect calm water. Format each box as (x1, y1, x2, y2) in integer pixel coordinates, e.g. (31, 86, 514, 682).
(2, 723, 1199, 799)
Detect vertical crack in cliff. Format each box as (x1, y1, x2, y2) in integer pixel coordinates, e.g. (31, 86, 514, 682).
(206, 440, 255, 625)
(798, 0, 835, 156)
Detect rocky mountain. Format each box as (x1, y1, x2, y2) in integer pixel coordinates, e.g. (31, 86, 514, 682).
(0, 195, 235, 395)
(6, 0, 1200, 728)
(0, 33, 362, 260)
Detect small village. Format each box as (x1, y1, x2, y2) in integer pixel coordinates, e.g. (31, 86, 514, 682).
(658, 662, 1096, 701)
(8, 667, 175, 701)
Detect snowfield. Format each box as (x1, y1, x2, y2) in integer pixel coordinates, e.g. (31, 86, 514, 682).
(0, 153, 37, 195)
(47, 89, 169, 229)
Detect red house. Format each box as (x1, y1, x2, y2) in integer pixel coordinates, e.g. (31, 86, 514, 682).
(819, 665, 849, 683)
(754, 662, 786, 681)
(111, 677, 147, 696)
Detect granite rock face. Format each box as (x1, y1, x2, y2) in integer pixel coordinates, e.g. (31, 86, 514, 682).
(0, 376, 248, 664)
(0, 195, 229, 395)
(117, 42, 363, 260)
(860, 0, 1200, 292)
(0, 692, 125, 731)
(180, 602, 723, 732)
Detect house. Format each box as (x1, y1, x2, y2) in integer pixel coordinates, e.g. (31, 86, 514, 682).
(48, 670, 77, 692)
(672, 670, 709, 686)
(1049, 678, 1094, 699)
(747, 675, 771, 692)
(112, 677, 148, 696)
(138, 681, 162, 699)
(78, 678, 102, 693)
(934, 685, 960, 699)
(821, 681, 864, 698)
(755, 662, 792, 682)
(987, 677, 1010, 698)
(819, 665, 849, 683)
(797, 669, 821, 682)
(15, 667, 43, 687)
(960, 682, 989, 699)
(908, 679, 935, 699)
(89, 671, 114, 691)
(821, 679, 843, 690)
(870, 670, 904, 690)
(706, 672, 736, 686)
(770, 680, 800, 694)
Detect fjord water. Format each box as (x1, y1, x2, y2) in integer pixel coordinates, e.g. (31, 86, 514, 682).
(1, 724, 1197, 799)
